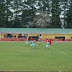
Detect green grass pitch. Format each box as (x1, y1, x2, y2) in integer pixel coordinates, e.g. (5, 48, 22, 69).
(0, 41, 72, 71)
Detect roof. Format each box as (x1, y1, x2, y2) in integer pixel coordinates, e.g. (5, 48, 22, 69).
(0, 28, 72, 33)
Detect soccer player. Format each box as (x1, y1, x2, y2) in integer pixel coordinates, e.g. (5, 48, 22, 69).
(34, 40, 38, 49)
(27, 36, 28, 40)
(30, 37, 33, 40)
(49, 39, 52, 46)
(56, 39, 58, 44)
(46, 41, 49, 48)
(38, 39, 41, 45)
(46, 39, 49, 42)
(30, 40, 34, 48)
(26, 39, 29, 46)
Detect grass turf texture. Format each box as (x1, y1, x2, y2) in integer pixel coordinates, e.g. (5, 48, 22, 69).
(0, 41, 72, 71)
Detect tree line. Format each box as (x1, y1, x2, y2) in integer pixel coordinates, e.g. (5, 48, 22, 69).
(0, 0, 72, 28)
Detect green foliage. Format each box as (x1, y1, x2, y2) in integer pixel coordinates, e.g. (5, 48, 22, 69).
(50, 0, 61, 28)
(0, 0, 72, 28)
(65, 1, 72, 28)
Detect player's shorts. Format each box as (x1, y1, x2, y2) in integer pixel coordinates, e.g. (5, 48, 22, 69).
(46, 45, 49, 47)
(50, 43, 51, 44)
(31, 44, 34, 46)
(56, 41, 58, 43)
(26, 41, 28, 44)
(34, 43, 36, 46)
(39, 42, 40, 43)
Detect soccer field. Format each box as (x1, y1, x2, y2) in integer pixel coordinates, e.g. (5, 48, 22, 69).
(0, 41, 72, 71)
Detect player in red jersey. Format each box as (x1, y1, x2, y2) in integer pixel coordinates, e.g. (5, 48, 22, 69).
(49, 39, 52, 46)
(46, 39, 49, 42)
(30, 37, 33, 40)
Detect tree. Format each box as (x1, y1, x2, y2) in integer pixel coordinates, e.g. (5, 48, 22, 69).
(0, 0, 7, 27)
(21, 0, 36, 27)
(50, 0, 61, 28)
(0, 0, 72, 28)
(66, 0, 72, 28)
(33, 12, 50, 28)
(0, 0, 13, 28)
(5, 0, 13, 27)
(60, 0, 70, 28)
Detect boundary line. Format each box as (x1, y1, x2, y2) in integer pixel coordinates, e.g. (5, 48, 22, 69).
(50, 46, 72, 57)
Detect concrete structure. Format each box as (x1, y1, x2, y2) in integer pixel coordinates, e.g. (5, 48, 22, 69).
(0, 28, 72, 41)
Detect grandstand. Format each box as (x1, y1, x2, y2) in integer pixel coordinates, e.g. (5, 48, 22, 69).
(0, 28, 72, 41)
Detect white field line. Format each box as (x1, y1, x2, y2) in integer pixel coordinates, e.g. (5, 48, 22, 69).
(50, 46, 72, 57)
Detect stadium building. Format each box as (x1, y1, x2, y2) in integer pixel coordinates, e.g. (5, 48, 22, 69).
(0, 28, 72, 41)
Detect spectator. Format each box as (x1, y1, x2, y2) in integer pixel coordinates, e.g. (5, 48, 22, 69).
(4, 35, 5, 38)
(40, 34, 42, 38)
(14, 35, 16, 38)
